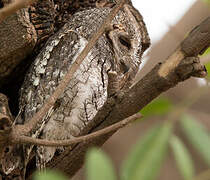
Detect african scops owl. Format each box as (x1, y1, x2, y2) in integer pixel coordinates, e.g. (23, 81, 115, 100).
(1, 4, 149, 176)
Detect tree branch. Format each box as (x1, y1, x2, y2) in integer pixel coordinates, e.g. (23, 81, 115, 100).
(13, 113, 141, 147)
(1, 1, 209, 178)
(16, 0, 127, 135)
(45, 16, 210, 178)
(0, 0, 34, 22)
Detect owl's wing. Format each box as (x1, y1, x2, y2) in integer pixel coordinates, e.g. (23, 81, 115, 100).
(19, 9, 115, 171)
(0, 29, 88, 176)
(20, 30, 86, 120)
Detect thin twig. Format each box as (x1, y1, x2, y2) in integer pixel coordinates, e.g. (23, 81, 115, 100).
(44, 17, 210, 175)
(15, 113, 142, 147)
(0, 0, 35, 22)
(20, 0, 126, 134)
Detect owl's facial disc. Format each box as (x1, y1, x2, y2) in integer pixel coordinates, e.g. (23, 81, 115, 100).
(106, 5, 145, 79)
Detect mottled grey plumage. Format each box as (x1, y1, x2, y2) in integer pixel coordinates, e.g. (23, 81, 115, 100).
(1, 4, 150, 176)
(20, 8, 114, 168)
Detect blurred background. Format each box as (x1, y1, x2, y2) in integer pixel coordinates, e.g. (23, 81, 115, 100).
(73, 1, 210, 179)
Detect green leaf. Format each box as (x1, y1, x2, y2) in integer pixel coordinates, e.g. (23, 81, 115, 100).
(33, 170, 68, 180)
(140, 97, 173, 117)
(121, 122, 173, 180)
(85, 148, 117, 180)
(204, 47, 210, 56)
(180, 114, 210, 165)
(121, 125, 161, 180)
(205, 62, 210, 79)
(202, 0, 210, 4)
(170, 136, 195, 180)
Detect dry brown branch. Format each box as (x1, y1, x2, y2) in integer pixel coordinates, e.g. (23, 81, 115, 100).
(0, 0, 209, 178)
(16, 0, 127, 135)
(13, 113, 141, 146)
(0, 0, 34, 22)
(45, 17, 210, 178)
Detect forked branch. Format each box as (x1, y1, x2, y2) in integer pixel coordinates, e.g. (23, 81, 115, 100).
(45, 16, 210, 177)
(17, 0, 127, 135)
(13, 113, 141, 146)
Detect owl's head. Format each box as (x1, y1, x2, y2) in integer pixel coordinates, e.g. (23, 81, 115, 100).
(65, 4, 150, 81)
(107, 4, 150, 79)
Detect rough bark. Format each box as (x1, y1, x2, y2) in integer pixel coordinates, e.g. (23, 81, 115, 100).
(0, 7, 36, 86)
(46, 17, 210, 178)
(0, 0, 209, 179)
